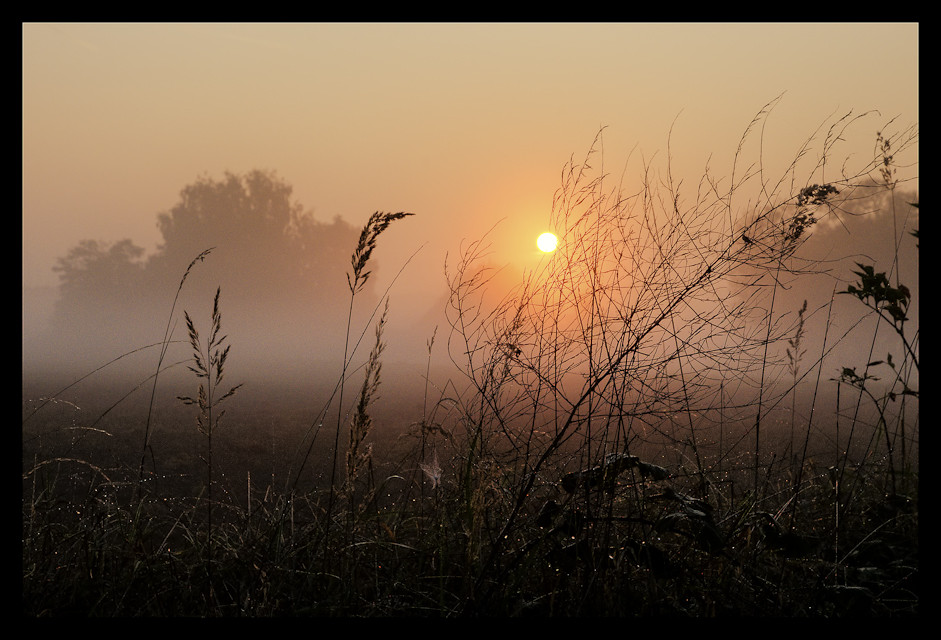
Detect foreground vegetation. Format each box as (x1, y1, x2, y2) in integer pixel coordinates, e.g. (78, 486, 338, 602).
(22, 104, 918, 616)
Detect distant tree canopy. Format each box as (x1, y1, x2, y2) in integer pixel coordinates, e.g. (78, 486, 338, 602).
(143, 170, 360, 302)
(51, 170, 366, 355)
(53, 238, 147, 319)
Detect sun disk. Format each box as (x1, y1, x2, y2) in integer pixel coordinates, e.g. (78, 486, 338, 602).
(537, 232, 558, 253)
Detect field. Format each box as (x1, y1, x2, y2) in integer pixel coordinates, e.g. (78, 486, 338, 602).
(21, 366, 918, 617)
(22, 116, 918, 617)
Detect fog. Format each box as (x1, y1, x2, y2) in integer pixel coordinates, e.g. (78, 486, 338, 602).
(23, 24, 918, 452)
(21, 228, 447, 387)
(22, 178, 918, 418)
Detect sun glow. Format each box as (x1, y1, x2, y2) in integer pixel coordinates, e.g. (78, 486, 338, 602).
(537, 232, 558, 253)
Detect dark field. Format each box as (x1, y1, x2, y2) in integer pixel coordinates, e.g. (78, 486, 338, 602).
(22, 356, 918, 617)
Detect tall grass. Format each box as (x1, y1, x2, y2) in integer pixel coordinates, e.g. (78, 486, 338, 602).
(22, 107, 916, 616)
(327, 212, 413, 545)
(438, 103, 917, 613)
(177, 286, 242, 611)
(139, 247, 214, 497)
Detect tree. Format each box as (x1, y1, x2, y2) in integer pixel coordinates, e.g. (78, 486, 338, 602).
(53, 238, 146, 301)
(51, 238, 147, 333)
(146, 169, 360, 304)
(50, 170, 367, 368)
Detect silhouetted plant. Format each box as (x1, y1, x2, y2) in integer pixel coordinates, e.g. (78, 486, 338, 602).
(843, 263, 917, 369)
(443, 102, 917, 612)
(831, 127, 917, 506)
(177, 286, 242, 610)
(316, 211, 413, 576)
(138, 247, 214, 496)
(346, 298, 388, 508)
(786, 299, 808, 465)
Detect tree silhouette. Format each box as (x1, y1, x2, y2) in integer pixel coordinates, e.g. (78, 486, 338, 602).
(53, 238, 146, 306)
(51, 238, 148, 346)
(145, 170, 360, 304)
(50, 170, 366, 365)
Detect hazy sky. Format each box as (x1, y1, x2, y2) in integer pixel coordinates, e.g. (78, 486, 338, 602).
(23, 23, 918, 300)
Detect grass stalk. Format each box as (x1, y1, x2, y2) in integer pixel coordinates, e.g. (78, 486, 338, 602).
(177, 286, 242, 611)
(137, 248, 214, 497)
(323, 211, 413, 573)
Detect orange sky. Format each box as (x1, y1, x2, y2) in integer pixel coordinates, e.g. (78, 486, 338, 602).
(23, 23, 918, 300)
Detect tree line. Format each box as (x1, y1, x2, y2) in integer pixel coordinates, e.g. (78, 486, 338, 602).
(50, 170, 369, 367)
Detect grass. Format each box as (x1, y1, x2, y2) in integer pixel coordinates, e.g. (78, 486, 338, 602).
(22, 109, 917, 617)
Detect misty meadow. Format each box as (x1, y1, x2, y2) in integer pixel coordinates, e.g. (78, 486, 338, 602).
(22, 107, 918, 617)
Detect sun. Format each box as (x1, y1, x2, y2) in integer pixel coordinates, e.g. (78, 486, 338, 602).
(537, 232, 558, 253)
